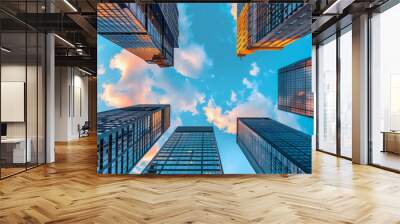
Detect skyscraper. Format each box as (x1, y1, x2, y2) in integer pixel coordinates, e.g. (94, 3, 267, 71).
(144, 126, 223, 174)
(97, 105, 170, 174)
(97, 3, 179, 67)
(237, 3, 311, 57)
(278, 57, 313, 117)
(237, 118, 311, 174)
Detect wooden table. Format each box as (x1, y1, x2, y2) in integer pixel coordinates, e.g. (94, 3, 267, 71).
(382, 131, 400, 154)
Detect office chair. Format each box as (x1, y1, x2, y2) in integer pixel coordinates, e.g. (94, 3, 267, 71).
(79, 121, 90, 138)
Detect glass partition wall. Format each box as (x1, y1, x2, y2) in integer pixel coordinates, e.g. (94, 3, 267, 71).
(316, 0, 400, 171)
(317, 35, 337, 155)
(339, 26, 352, 159)
(370, 3, 400, 171)
(0, 1, 46, 179)
(316, 25, 353, 159)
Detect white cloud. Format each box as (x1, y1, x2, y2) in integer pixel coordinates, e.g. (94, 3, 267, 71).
(249, 62, 260, 76)
(174, 44, 213, 78)
(230, 3, 237, 21)
(101, 49, 204, 116)
(242, 77, 257, 90)
(178, 4, 192, 46)
(174, 4, 212, 79)
(203, 77, 302, 134)
(97, 64, 105, 76)
(226, 90, 238, 106)
(204, 90, 272, 134)
(230, 90, 237, 103)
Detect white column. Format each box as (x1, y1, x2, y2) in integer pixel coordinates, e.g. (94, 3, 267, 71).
(352, 14, 369, 164)
(46, 32, 55, 163)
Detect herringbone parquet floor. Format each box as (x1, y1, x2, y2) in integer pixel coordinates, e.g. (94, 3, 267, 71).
(1, 136, 400, 224)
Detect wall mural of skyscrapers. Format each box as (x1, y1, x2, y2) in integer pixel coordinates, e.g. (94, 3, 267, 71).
(97, 105, 170, 174)
(97, 2, 313, 175)
(278, 58, 313, 117)
(237, 3, 311, 57)
(97, 3, 179, 67)
(145, 126, 223, 174)
(237, 118, 311, 174)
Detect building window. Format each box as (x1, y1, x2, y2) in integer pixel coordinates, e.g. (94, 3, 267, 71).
(317, 35, 337, 154)
(339, 26, 352, 158)
(278, 58, 313, 117)
(370, 3, 400, 171)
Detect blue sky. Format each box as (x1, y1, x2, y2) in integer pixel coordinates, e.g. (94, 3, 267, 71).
(97, 3, 313, 174)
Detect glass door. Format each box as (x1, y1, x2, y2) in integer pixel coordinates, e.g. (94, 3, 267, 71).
(317, 35, 337, 154)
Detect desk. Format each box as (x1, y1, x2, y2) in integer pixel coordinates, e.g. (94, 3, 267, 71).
(1, 138, 31, 163)
(382, 131, 400, 154)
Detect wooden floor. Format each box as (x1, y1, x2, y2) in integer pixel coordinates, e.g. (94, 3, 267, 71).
(1, 136, 400, 224)
(373, 150, 400, 171)
(0, 167, 26, 178)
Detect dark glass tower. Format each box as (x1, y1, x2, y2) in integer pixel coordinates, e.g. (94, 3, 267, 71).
(237, 3, 311, 57)
(97, 3, 179, 67)
(237, 118, 311, 174)
(278, 58, 313, 117)
(144, 126, 223, 174)
(97, 104, 170, 174)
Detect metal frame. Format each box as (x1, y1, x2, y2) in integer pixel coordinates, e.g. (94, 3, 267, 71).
(335, 22, 341, 157)
(315, 21, 353, 162)
(367, 10, 373, 166)
(0, 0, 48, 180)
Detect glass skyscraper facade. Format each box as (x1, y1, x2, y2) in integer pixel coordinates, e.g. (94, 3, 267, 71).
(97, 3, 179, 67)
(237, 118, 311, 174)
(144, 126, 223, 174)
(278, 58, 313, 117)
(97, 105, 170, 174)
(237, 3, 311, 57)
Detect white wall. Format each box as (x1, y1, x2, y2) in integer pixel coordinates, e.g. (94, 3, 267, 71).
(1, 65, 38, 138)
(1, 63, 46, 164)
(1, 65, 26, 139)
(54, 67, 89, 141)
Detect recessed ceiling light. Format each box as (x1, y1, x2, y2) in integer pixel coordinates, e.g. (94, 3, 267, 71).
(78, 67, 93, 76)
(54, 34, 75, 48)
(322, 0, 354, 15)
(1, 47, 11, 53)
(63, 0, 78, 12)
